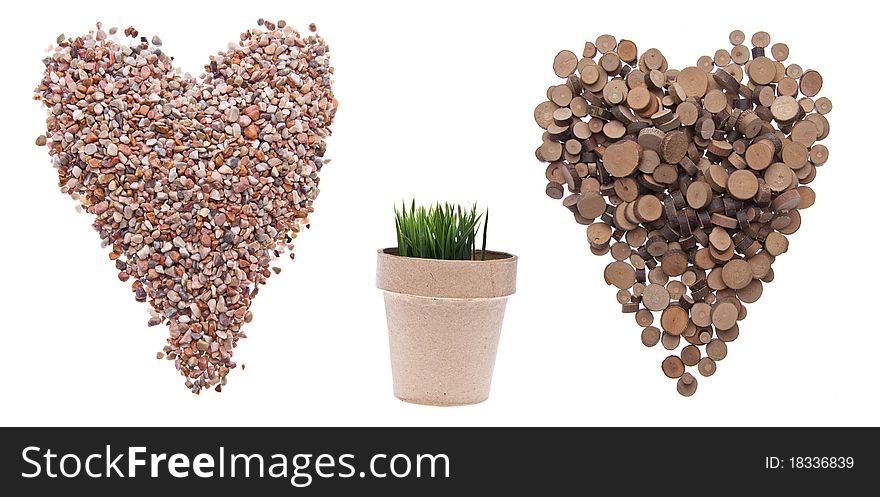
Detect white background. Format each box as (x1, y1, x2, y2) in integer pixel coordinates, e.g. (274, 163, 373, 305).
(1, 0, 876, 426)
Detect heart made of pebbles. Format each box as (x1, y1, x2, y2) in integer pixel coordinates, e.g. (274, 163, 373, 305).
(534, 31, 830, 396)
(34, 19, 337, 393)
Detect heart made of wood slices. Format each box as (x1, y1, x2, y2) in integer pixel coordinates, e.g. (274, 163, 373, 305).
(34, 20, 337, 393)
(534, 31, 830, 396)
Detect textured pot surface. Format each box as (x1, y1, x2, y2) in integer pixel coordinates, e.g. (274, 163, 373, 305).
(377, 249, 517, 406)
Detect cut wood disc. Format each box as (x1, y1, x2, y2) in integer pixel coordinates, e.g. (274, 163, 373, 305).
(676, 101, 700, 126)
(534, 101, 558, 129)
(677, 373, 698, 396)
(791, 120, 819, 147)
(614, 177, 639, 202)
(815, 97, 832, 115)
(577, 191, 607, 219)
(737, 278, 764, 303)
(635, 309, 654, 327)
(617, 39, 638, 63)
(810, 143, 829, 165)
(661, 250, 689, 277)
(660, 305, 689, 335)
(686, 181, 713, 209)
(764, 231, 789, 256)
(595, 34, 618, 54)
(764, 163, 794, 192)
(751, 31, 771, 48)
(709, 227, 732, 251)
(627, 86, 652, 111)
(581, 64, 600, 85)
(712, 302, 738, 330)
(681, 345, 701, 366)
(550, 85, 573, 106)
(642, 283, 671, 312)
(587, 222, 613, 246)
(641, 326, 661, 347)
(678, 66, 709, 97)
(661, 355, 685, 378)
(604, 261, 637, 289)
(731, 45, 750, 64)
(553, 50, 579, 77)
(799, 70, 823, 97)
(729, 30, 745, 45)
(721, 259, 753, 290)
(748, 56, 776, 85)
(662, 331, 681, 350)
(727, 170, 759, 200)
(704, 89, 727, 114)
(635, 194, 663, 222)
(698, 357, 717, 377)
(706, 339, 728, 361)
(603, 141, 641, 177)
(781, 141, 809, 169)
(770, 95, 799, 121)
(770, 42, 789, 61)
(691, 302, 713, 327)
(660, 131, 689, 163)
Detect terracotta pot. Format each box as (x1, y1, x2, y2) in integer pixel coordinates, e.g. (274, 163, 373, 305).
(376, 248, 517, 406)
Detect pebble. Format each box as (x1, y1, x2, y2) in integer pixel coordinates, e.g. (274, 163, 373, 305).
(34, 18, 336, 394)
(244, 124, 258, 140)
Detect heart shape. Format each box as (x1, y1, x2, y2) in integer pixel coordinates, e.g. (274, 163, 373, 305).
(534, 31, 830, 396)
(34, 20, 337, 393)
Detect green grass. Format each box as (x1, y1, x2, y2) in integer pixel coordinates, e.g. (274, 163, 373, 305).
(394, 201, 488, 261)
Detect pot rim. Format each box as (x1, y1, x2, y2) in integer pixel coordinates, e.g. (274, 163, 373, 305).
(378, 247, 517, 263)
(376, 247, 517, 299)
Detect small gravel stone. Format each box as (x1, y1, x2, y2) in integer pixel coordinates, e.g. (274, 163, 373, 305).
(244, 124, 258, 140)
(35, 135, 47, 146)
(151, 35, 162, 46)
